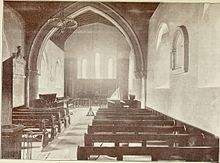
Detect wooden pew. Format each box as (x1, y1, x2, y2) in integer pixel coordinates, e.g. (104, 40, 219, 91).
(13, 111, 62, 133)
(121, 99, 141, 108)
(107, 99, 141, 108)
(13, 118, 51, 148)
(30, 97, 71, 127)
(45, 107, 71, 128)
(54, 97, 72, 126)
(84, 133, 205, 147)
(96, 112, 154, 117)
(107, 100, 121, 108)
(47, 107, 71, 128)
(92, 119, 175, 126)
(94, 115, 166, 120)
(13, 106, 70, 131)
(87, 125, 186, 134)
(77, 146, 219, 161)
(12, 113, 58, 140)
(98, 108, 153, 113)
(82, 107, 219, 162)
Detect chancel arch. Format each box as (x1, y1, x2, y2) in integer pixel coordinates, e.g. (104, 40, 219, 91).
(27, 2, 144, 105)
(33, 3, 143, 74)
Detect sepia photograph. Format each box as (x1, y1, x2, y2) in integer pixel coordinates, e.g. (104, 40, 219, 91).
(0, 0, 220, 162)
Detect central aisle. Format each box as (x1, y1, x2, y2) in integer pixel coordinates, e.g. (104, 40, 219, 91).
(33, 107, 98, 160)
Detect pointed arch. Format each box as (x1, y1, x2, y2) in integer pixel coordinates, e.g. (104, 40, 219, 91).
(28, 2, 143, 73)
(27, 2, 144, 105)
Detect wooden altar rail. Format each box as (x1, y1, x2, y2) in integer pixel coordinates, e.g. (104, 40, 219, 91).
(72, 98, 90, 108)
(72, 98, 108, 108)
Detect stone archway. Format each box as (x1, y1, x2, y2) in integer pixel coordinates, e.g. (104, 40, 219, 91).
(26, 2, 144, 106)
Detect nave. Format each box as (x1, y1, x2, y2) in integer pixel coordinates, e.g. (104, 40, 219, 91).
(1, 1, 220, 162)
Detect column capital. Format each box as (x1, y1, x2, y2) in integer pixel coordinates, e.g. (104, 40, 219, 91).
(141, 70, 147, 79)
(134, 70, 147, 79)
(134, 71, 142, 79)
(26, 69, 40, 76)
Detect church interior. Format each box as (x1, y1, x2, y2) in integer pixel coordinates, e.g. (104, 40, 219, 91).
(1, 1, 220, 162)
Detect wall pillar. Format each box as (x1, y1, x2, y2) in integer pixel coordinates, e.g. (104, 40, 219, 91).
(64, 58, 76, 98)
(117, 58, 129, 100)
(25, 69, 39, 107)
(141, 70, 147, 108)
(134, 70, 147, 108)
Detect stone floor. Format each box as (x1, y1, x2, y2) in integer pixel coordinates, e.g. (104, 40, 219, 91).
(22, 106, 98, 161)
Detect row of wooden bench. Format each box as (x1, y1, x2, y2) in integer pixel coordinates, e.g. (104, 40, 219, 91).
(12, 106, 71, 148)
(107, 99, 141, 108)
(77, 107, 219, 161)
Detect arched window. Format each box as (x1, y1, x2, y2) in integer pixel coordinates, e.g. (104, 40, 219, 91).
(77, 59, 81, 78)
(154, 23, 170, 88)
(156, 23, 169, 51)
(39, 51, 48, 89)
(174, 30, 184, 69)
(95, 53, 100, 79)
(55, 59, 62, 87)
(171, 26, 189, 74)
(82, 58, 87, 79)
(108, 58, 114, 79)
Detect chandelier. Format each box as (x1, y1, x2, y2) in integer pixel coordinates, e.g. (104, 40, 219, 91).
(47, 9, 78, 33)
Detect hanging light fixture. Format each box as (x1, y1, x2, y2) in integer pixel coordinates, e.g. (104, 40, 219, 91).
(47, 7, 78, 33)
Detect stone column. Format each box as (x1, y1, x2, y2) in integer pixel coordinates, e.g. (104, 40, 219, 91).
(64, 58, 76, 98)
(141, 70, 147, 108)
(134, 70, 147, 108)
(117, 58, 129, 100)
(25, 69, 39, 107)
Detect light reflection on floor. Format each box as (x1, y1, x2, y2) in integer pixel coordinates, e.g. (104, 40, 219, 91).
(23, 106, 98, 160)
